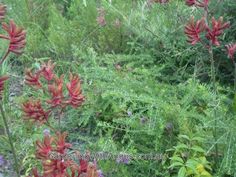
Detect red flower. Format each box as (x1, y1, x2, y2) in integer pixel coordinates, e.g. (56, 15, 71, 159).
(40, 60, 55, 81)
(78, 159, 88, 175)
(66, 73, 85, 108)
(206, 17, 230, 46)
(185, 0, 209, 7)
(55, 132, 72, 154)
(22, 100, 50, 124)
(0, 75, 8, 100)
(35, 134, 53, 160)
(0, 20, 26, 55)
(226, 43, 236, 61)
(47, 75, 64, 107)
(0, 4, 7, 20)
(35, 132, 78, 177)
(77, 159, 99, 177)
(25, 69, 42, 89)
(184, 17, 206, 45)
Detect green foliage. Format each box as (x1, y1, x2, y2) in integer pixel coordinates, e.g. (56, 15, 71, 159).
(1, 0, 236, 176)
(168, 134, 212, 177)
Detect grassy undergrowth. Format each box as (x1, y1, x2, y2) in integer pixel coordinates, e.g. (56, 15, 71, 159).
(0, 0, 236, 176)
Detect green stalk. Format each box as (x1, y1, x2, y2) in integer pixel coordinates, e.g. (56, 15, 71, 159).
(209, 45, 219, 167)
(0, 103, 20, 177)
(203, 4, 219, 167)
(234, 62, 236, 93)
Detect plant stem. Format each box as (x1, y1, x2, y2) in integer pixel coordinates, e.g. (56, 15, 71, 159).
(209, 46, 219, 167)
(0, 50, 10, 65)
(234, 62, 236, 93)
(0, 103, 20, 177)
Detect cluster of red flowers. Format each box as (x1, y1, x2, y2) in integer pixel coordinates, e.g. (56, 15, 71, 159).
(184, 0, 236, 62)
(0, 3, 26, 99)
(28, 132, 101, 177)
(226, 43, 236, 61)
(184, 16, 230, 46)
(1, 19, 27, 56)
(184, 0, 231, 47)
(22, 60, 85, 124)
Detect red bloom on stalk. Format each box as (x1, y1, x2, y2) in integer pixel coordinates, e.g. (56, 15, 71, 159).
(66, 73, 85, 108)
(34, 132, 78, 177)
(0, 4, 7, 20)
(206, 17, 230, 46)
(226, 43, 236, 61)
(185, 0, 209, 7)
(22, 100, 50, 124)
(47, 75, 64, 107)
(185, 17, 206, 45)
(35, 135, 53, 160)
(40, 60, 55, 81)
(55, 132, 72, 154)
(78, 160, 99, 177)
(0, 20, 26, 55)
(25, 69, 42, 89)
(0, 75, 9, 100)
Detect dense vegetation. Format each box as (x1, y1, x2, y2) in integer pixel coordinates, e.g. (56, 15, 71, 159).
(0, 0, 236, 176)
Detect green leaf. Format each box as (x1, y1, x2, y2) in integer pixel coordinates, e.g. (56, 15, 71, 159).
(186, 159, 198, 173)
(191, 137, 204, 142)
(169, 162, 184, 168)
(171, 156, 184, 163)
(179, 135, 190, 140)
(191, 146, 205, 153)
(178, 167, 187, 177)
(175, 144, 189, 150)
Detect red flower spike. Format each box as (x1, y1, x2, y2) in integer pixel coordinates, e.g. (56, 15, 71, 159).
(22, 100, 50, 125)
(206, 17, 230, 46)
(35, 134, 53, 160)
(78, 159, 88, 175)
(226, 43, 236, 61)
(43, 159, 78, 177)
(0, 75, 9, 100)
(0, 19, 26, 55)
(40, 60, 55, 81)
(43, 160, 66, 176)
(47, 75, 64, 107)
(0, 4, 7, 20)
(25, 69, 42, 89)
(55, 132, 72, 154)
(185, 16, 206, 45)
(66, 73, 85, 108)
